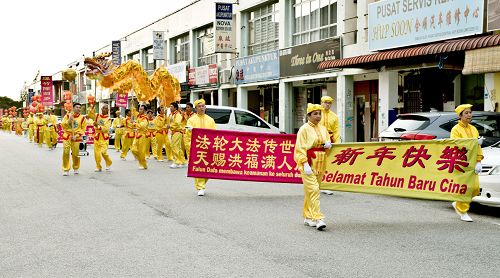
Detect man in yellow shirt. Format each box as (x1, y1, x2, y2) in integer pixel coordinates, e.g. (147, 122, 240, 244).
(183, 102, 195, 161)
(120, 109, 136, 161)
(450, 104, 484, 222)
(131, 105, 149, 169)
(186, 99, 216, 196)
(93, 104, 113, 172)
(154, 106, 169, 162)
(111, 110, 124, 152)
(45, 108, 58, 150)
(34, 112, 46, 148)
(26, 112, 35, 142)
(168, 102, 186, 168)
(61, 103, 87, 176)
(145, 109, 157, 160)
(319, 96, 340, 195)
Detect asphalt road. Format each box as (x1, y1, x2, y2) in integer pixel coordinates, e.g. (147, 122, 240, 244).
(1, 132, 499, 277)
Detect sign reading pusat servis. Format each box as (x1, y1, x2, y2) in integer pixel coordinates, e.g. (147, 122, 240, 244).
(368, 0, 484, 51)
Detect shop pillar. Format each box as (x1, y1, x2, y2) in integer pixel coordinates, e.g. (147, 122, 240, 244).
(237, 86, 248, 110)
(337, 75, 354, 142)
(190, 91, 200, 103)
(279, 81, 293, 134)
(378, 71, 399, 133)
(218, 88, 229, 106)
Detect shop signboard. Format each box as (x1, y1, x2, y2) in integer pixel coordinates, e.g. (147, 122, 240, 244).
(153, 31, 165, 60)
(188, 64, 218, 86)
(40, 76, 53, 106)
(28, 89, 34, 104)
(368, 0, 484, 51)
(112, 40, 121, 66)
(235, 50, 279, 85)
(167, 61, 188, 83)
(279, 38, 340, 78)
(214, 2, 235, 53)
(487, 0, 500, 32)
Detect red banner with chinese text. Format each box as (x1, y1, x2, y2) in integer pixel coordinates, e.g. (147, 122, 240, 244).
(188, 129, 478, 202)
(187, 129, 301, 183)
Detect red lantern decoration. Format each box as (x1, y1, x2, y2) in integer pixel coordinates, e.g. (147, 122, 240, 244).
(31, 101, 39, 107)
(87, 95, 95, 105)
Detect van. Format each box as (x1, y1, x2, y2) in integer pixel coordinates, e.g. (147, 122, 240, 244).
(182, 105, 282, 134)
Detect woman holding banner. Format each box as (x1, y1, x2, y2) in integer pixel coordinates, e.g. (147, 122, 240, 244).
(450, 104, 484, 222)
(294, 103, 332, 231)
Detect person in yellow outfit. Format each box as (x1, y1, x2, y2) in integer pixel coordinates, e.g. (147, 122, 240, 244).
(44, 109, 58, 150)
(154, 106, 169, 162)
(15, 117, 23, 136)
(112, 110, 124, 152)
(120, 109, 136, 161)
(319, 96, 340, 195)
(131, 105, 149, 169)
(1, 114, 8, 131)
(144, 110, 157, 159)
(93, 104, 113, 172)
(61, 103, 87, 176)
(294, 103, 332, 231)
(450, 104, 483, 222)
(186, 99, 216, 196)
(34, 112, 46, 147)
(168, 102, 186, 168)
(26, 112, 35, 142)
(182, 102, 195, 161)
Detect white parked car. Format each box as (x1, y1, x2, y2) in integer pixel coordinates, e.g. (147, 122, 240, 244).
(473, 142, 500, 207)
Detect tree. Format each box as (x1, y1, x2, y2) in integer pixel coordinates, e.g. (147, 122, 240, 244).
(0, 96, 23, 110)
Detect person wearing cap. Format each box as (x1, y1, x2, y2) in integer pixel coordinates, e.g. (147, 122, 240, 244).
(112, 110, 124, 152)
(154, 106, 170, 162)
(145, 109, 157, 160)
(450, 104, 484, 222)
(61, 103, 87, 176)
(131, 104, 149, 169)
(93, 104, 113, 172)
(44, 108, 58, 150)
(34, 112, 47, 148)
(319, 96, 340, 195)
(120, 109, 136, 161)
(26, 112, 35, 142)
(183, 102, 195, 161)
(294, 103, 332, 231)
(168, 102, 186, 168)
(186, 99, 216, 196)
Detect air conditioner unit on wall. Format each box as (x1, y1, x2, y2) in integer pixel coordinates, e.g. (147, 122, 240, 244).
(220, 69, 232, 84)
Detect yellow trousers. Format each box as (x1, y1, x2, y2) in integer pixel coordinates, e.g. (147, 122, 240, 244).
(145, 136, 157, 159)
(155, 133, 167, 160)
(62, 140, 80, 171)
(120, 136, 134, 159)
(301, 172, 325, 221)
(165, 134, 173, 161)
(94, 139, 112, 170)
(195, 178, 208, 190)
(35, 127, 44, 147)
(131, 136, 148, 169)
(44, 127, 58, 148)
(114, 129, 124, 150)
(183, 136, 191, 162)
(28, 125, 34, 142)
(455, 176, 480, 214)
(172, 132, 186, 165)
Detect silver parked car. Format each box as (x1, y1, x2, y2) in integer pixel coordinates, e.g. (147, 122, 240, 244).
(474, 142, 500, 207)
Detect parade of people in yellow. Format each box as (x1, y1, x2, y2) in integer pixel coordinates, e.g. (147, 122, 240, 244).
(61, 103, 87, 176)
(26, 113, 35, 142)
(93, 105, 113, 172)
(34, 113, 46, 148)
(145, 110, 157, 160)
(168, 102, 186, 168)
(112, 111, 124, 152)
(131, 105, 149, 169)
(186, 99, 216, 196)
(154, 106, 169, 162)
(1, 115, 10, 132)
(294, 103, 332, 231)
(120, 109, 136, 160)
(450, 104, 484, 222)
(44, 109, 58, 149)
(319, 96, 340, 143)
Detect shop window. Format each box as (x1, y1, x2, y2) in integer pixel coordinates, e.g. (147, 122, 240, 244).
(293, 0, 337, 45)
(172, 34, 190, 64)
(143, 47, 155, 73)
(197, 25, 217, 66)
(235, 110, 270, 128)
(248, 2, 279, 55)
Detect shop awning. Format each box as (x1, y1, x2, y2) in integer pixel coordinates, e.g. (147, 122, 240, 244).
(462, 45, 500, 75)
(318, 34, 500, 70)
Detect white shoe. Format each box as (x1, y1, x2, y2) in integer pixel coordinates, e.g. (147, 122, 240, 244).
(452, 202, 473, 222)
(94, 168, 102, 172)
(73, 170, 79, 175)
(138, 166, 146, 170)
(121, 157, 126, 161)
(62, 171, 69, 176)
(197, 189, 205, 196)
(320, 190, 334, 195)
(316, 219, 326, 230)
(105, 166, 111, 171)
(169, 163, 178, 169)
(157, 159, 164, 162)
(304, 218, 317, 227)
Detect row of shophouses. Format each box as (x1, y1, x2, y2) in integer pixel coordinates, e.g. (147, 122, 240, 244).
(26, 0, 500, 141)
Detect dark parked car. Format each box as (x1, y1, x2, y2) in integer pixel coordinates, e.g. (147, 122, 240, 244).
(379, 111, 500, 147)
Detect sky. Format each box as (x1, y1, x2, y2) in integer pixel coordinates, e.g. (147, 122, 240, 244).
(0, 0, 192, 101)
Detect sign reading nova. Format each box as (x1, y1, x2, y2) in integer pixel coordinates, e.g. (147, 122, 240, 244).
(279, 38, 340, 78)
(369, 0, 484, 51)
